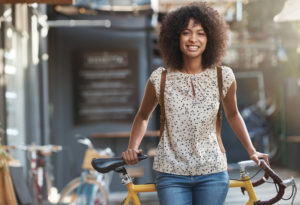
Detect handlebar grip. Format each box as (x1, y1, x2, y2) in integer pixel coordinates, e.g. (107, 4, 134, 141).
(254, 184, 285, 205)
(259, 160, 282, 184)
(254, 160, 286, 205)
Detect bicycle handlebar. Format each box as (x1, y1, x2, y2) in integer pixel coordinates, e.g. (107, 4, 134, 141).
(251, 169, 270, 187)
(253, 160, 287, 205)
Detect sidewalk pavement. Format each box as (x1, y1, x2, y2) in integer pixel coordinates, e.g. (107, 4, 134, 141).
(108, 166, 300, 205)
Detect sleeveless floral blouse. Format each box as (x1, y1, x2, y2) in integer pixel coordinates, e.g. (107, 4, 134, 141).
(149, 66, 235, 176)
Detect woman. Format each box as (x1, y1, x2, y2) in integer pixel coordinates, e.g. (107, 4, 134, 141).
(122, 2, 269, 205)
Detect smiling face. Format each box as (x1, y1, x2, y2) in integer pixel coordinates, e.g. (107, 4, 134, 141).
(180, 18, 207, 60)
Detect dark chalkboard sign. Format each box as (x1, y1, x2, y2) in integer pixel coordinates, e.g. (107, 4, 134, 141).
(73, 50, 139, 124)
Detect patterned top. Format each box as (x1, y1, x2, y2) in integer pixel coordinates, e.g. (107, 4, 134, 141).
(149, 66, 235, 176)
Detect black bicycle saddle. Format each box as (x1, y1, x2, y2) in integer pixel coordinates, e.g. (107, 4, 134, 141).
(91, 154, 148, 173)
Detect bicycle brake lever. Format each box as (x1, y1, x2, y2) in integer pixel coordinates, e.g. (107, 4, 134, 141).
(282, 177, 296, 187)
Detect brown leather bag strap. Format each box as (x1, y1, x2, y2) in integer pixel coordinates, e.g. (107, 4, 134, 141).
(159, 70, 167, 138)
(217, 66, 224, 101)
(217, 66, 226, 153)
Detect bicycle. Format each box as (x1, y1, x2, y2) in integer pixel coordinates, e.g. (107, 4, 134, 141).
(58, 137, 113, 205)
(241, 102, 280, 160)
(3, 144, 62, 204)
(91, 155, 297, 205)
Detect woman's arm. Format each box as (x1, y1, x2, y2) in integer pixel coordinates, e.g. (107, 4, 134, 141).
(122, 80, 158, 165)
(222, 80, 269, 165)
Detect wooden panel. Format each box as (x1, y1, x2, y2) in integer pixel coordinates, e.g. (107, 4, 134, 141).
(286, 136, 300, 143)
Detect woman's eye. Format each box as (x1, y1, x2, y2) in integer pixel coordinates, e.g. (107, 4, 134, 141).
(198, 32, 205, 35)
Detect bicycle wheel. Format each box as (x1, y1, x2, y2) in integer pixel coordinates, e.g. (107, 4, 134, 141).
(58, 175, 108, 205)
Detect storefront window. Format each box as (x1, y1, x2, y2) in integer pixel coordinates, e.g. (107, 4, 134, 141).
(4, 24, 27, 163)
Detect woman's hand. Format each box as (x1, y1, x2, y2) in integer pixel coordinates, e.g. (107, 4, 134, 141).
(250, 151, 269, 166)
(122, 148, 143, 165)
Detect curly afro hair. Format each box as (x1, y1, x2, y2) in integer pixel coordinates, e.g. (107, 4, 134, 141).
(158, 2, 228, 70)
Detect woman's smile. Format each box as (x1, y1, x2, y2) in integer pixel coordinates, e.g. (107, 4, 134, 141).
(186, 45, 200, 52)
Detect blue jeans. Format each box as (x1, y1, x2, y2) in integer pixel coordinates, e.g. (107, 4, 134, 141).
(155, 171, 229, 205)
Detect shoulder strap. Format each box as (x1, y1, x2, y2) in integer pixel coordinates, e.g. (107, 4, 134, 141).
(159, 70, 167, 138)
(217, 66, 224, 101)
(216, 66, 225, 153)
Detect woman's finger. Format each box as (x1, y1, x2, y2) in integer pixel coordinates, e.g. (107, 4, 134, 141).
(251, 152, 270, 167)
(262, 153, 270, 166)
(251, 155, 260, 166)
(129, 149, 139, 164)
(122, 151, 128, 164)
(257, 153, 269, 165)
(122, 149, 143, 165)
(127, 149, 134, 164)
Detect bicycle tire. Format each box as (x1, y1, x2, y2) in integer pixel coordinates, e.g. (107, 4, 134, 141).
(58, 175, 108, 205)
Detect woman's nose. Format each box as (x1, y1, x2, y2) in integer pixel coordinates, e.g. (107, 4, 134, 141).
(189, 33, 197, 42)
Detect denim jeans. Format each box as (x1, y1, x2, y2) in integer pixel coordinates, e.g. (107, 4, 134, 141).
(155, 171, 229, 205)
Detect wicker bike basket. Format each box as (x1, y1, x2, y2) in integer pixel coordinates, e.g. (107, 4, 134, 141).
(82, 149, 109, 171)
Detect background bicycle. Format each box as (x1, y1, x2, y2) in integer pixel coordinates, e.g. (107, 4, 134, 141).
(3, 143, 62, 204)
(7, 144, 62, 203)
(58, 136, 114, 205)
(241, 100, 280, 161)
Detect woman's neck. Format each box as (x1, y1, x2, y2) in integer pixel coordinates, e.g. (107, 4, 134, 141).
(181, 59, 204, 74)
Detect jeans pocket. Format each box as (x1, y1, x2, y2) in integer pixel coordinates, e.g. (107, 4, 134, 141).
(155, 172, 168, 182)
(155, 172, 175, 190)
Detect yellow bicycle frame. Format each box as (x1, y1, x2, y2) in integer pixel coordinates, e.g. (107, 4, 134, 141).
(122, 176, 258, 205)
(123, 183, 156, 205)
(229, 175, 258, 205)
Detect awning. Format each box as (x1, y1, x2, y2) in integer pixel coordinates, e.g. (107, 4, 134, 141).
(274, 0, 300, 22)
